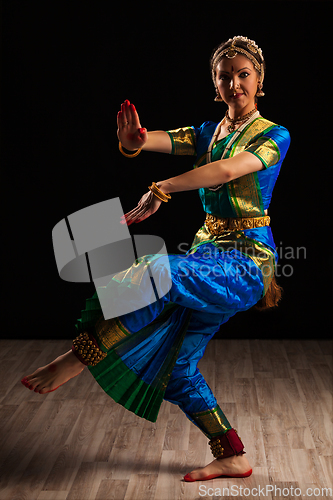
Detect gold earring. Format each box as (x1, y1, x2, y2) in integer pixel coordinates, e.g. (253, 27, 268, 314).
(256, 83, 265, 97)
(214, 90, 224, 102)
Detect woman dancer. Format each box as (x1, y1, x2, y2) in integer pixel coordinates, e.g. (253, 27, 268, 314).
(21, 36, 290, 482)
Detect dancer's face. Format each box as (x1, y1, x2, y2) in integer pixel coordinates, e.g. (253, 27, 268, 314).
(215, 54, 260, 114)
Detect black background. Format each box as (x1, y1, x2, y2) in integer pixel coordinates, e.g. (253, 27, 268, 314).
(2, 1, 331, 340)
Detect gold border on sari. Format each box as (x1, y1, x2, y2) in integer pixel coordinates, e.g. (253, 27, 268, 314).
(112, 253, 163, 289)
(228, 172, 264, 218)
(226, 118, 276, 217)
(191, 405, 231, 438)
(94, 314, 132, 351)
(245, 136, 280, 169)
(112, 257, 150, 288)
(166, 127, 196, 156)
(188, 224, 275, 295)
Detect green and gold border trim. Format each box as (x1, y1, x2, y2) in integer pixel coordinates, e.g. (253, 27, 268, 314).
(94, 315, 131, 352)
(190, 405, 232, 438)
(166, 127, 196, 155)
(227, 118, 276, 218)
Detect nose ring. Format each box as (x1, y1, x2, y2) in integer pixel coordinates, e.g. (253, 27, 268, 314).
(231, 82, 240, 95)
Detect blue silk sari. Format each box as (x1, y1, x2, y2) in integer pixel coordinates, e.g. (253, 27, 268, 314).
(75, 117, 291, 426)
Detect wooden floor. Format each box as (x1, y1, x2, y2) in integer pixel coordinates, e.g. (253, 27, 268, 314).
(0, 338, 332, 500)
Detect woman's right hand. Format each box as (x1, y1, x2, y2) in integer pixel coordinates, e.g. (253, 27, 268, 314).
(117, 100, 148, 151)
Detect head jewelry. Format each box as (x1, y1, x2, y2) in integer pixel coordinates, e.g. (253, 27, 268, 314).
(212, 36, 265, 86)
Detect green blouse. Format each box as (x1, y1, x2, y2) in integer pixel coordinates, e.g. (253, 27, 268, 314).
(199, 132, 237, 218)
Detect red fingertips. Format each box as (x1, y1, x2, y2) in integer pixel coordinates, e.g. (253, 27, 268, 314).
(139, 128, 146, 134)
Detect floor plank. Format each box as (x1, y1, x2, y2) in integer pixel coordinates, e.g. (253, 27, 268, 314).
(0, 338, 331, 500)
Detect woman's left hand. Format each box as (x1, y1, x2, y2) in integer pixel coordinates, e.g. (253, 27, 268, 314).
(120, 190, 162, 226)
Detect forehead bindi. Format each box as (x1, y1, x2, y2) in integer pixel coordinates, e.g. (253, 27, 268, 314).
(217, 55, 254, 74)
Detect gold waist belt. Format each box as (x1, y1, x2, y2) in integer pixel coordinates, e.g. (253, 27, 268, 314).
(205, 213, 270, 235)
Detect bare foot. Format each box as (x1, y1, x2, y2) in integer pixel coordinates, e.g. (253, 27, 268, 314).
(21, 349, 85, 394)
(184, 454, 252, 482)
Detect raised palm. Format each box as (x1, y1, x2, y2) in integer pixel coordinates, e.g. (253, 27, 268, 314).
(117, 100, 148, 151)
(117, 100, 163, 226)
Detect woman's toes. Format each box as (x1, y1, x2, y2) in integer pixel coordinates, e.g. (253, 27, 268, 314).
(21, 351, 85, 395)
(184, 470, 201, 481)
(21, 377, 31, 388)
(21, 374, 40, 391)
(184, 473, 196, 482)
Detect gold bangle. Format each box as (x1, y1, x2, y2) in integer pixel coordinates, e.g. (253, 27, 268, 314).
(151, 182, 171, 199)
(119, 141, 142, 158)
(148, 185, 169, 202)
(148, 188, 168, 202)
(148, 182, 171, 202)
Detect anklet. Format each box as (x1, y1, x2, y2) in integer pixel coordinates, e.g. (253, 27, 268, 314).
(72, 332, 107, 366)
(209, 428, 245, 458)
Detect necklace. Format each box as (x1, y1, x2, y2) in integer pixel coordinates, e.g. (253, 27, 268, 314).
(225, 107, 257, 132)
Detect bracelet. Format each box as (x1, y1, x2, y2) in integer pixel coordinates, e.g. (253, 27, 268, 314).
(148, 182, 171, 202)
(150, 182, 171, 202)
(153, 182, 171, 200)
(119, 141, 142, 158)
(149, 189, 168, 203)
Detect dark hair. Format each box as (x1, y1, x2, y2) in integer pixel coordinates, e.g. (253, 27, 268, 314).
(210, 37, 266, 81)
(253, 275, 283, 311)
